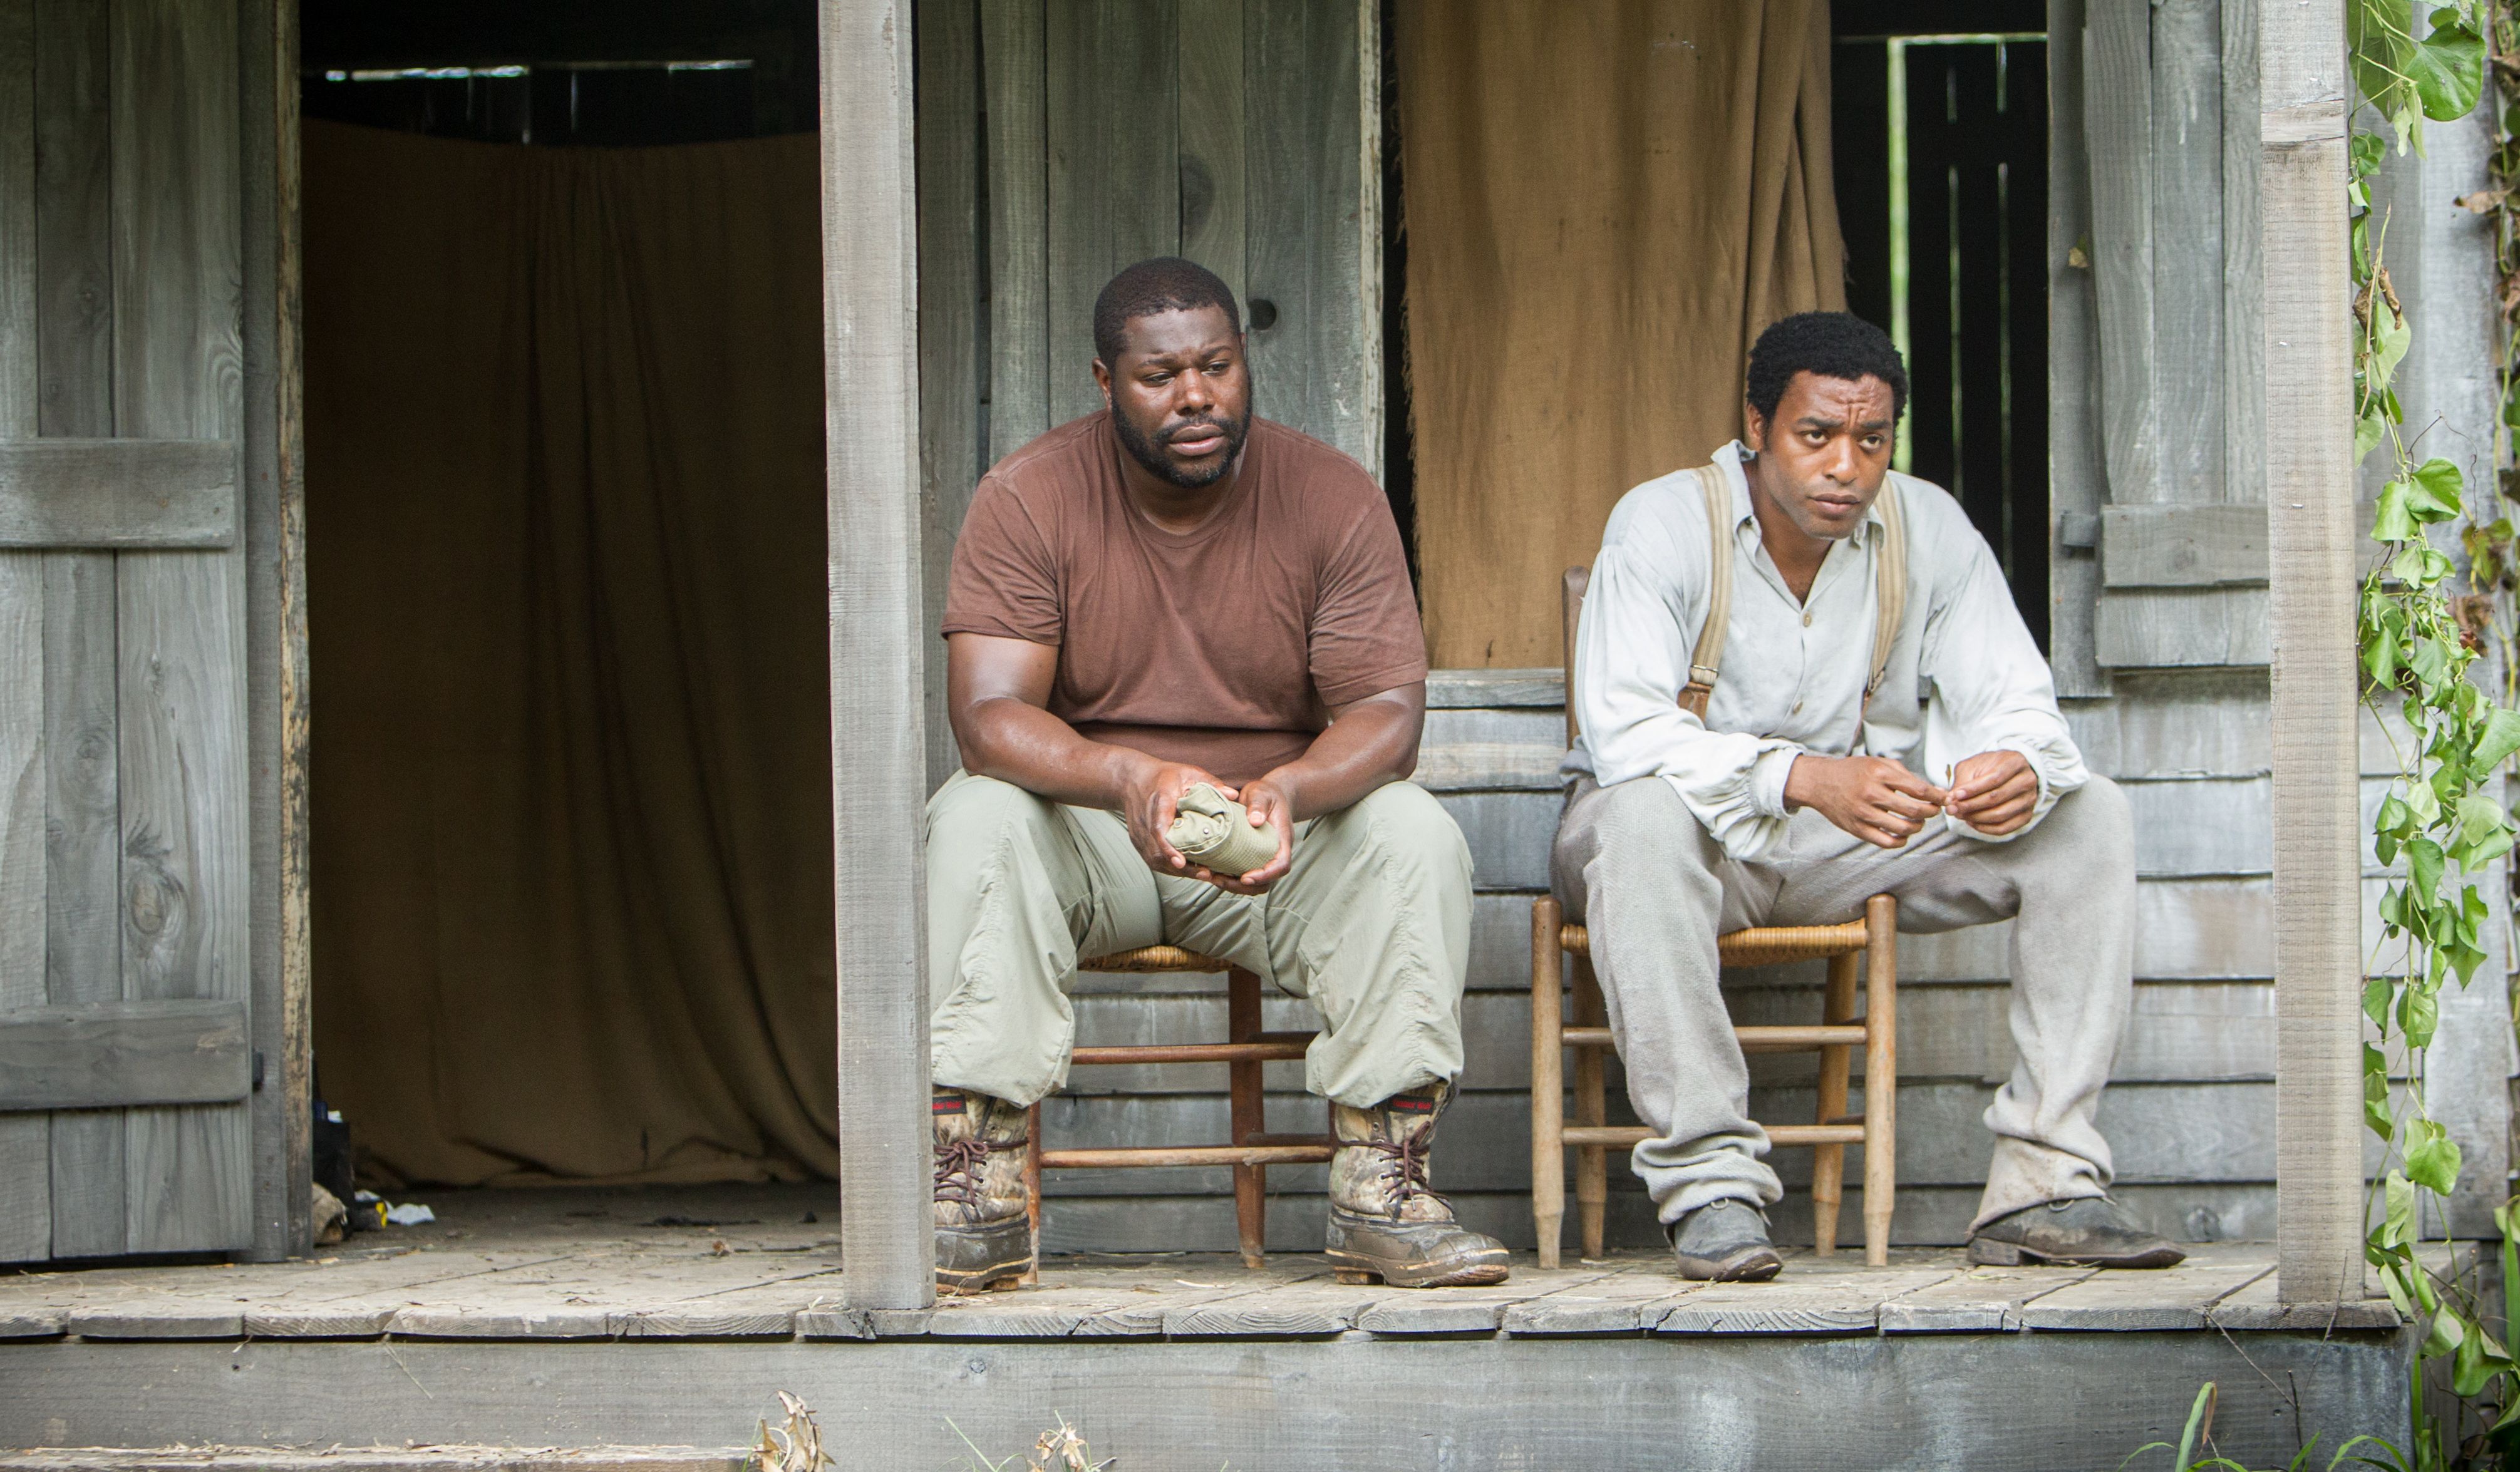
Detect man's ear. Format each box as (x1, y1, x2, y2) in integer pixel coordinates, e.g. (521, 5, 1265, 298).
(1092, 357, 1113, 409)
(1742, 401, 1768, 454)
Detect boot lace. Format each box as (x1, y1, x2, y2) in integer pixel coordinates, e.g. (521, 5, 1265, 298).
(1363, 1132, 1443, 1208)
(933, 1138, 991, 1207)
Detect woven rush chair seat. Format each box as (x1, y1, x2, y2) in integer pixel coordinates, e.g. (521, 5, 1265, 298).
(1021, 945, 1331, 1274)
(1536, 564, 1899, 1268)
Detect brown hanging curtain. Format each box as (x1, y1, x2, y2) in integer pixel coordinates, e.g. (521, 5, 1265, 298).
(304, 121, 837, 1186)
(1397, 0, 1847, 668)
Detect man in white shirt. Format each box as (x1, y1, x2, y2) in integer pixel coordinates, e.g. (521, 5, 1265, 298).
(1554, 312, 2182, 1280)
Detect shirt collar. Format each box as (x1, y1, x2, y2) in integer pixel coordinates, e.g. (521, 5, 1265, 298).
(1713, 440, 1888, 548)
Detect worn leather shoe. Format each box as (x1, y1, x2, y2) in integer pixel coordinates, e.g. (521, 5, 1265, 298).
(1968, 1195, 2186, 1269)
(932, 1087, 1033, 1293)
(1668, 1198, 1784, 1281)
(1325, 1084, 1512, 1287)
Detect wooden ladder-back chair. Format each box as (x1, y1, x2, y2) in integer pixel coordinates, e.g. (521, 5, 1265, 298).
(1534, 565, 1899, 1268)
(1021, 947, 1333, 1278)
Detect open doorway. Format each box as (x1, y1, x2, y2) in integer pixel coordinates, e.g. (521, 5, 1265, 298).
(299, 0, 840, 1210)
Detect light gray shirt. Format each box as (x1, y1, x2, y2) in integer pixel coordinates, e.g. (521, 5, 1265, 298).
(1564, 440, 2087, 862)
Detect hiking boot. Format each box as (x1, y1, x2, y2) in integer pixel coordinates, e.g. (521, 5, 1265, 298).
(933, 1086, 1032, 1293)
(1324, 1083, 1512, 1288)
(1968, 1195, 2186, 1269)
(1668, 1198, 1784, 1282)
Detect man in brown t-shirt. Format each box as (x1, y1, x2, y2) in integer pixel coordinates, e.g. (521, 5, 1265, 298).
(925, 257, 1505, 1294)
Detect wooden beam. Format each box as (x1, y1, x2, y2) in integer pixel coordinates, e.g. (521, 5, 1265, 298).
(914, 0, 978, 795)
(2100, 504, 2266, 587)
(2259, 4, 2362, 1305)
(820, 0, 935, 1310)
(2047, 0, 2112, 698)
(0, 998, 250, 1110)
(0, 438, 237, 547)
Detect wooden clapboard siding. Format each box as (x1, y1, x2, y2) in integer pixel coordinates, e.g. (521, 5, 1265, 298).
(1045, 0, 1180, 429)
(1245, 0, 1373, 469)
(1176, 0, 1247, 307)
(2047, 0, 2109, 698)
(914, 0, 980, 793)
(109, 0, 251, 1256)
(0, 0, 50, 1263)
(979, 0, 1048, 468)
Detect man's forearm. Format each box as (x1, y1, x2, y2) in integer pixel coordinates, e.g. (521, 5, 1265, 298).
(1257, 700, 1420, 821)
(957, 697, 1157, 810)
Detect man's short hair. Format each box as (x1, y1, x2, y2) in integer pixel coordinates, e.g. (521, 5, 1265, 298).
(1093, 257, 1242, 365)
(1744, 312, 1909, 424)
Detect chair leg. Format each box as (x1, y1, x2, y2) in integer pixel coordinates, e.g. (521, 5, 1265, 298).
(1021, 1102, 1042, 1287)
(1531, 899, 1566, 1269)
(1811, 952, 1858, 1258)
(1228, 966, 1268, 1270)
(1862, 895, 1899, 1267)
(1572, 955, 1609, 1261)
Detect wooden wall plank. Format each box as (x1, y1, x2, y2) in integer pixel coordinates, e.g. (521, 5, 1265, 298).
(0, 438, 238, 545)
(2047, 0, 2110, 697)
(822, 0, 934, 1309)
(2100, 503, 2264, 586)
(0, 998, 250, 1110)
(0, 0, 50, 1264)
(1045, 0, 1179, 429)
(34, 0, 120, 1261)
(2148, 0, 2223, 501)
(1176, 0, 1246, 310)
(2084, 0, 2159, 505)
(915, 0, 979, 792)
(2259, 0, 2362, 1304)
(2219, 0, 2264, 505)
(2092, 587, 2271, 666)
(111, 0, 250, 1255)
(241, 0, 311, 1262)
(1244, 0, 1371, 465)
(980, 0, 1047, 466)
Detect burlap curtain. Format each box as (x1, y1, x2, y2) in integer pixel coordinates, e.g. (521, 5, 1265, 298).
(1398, 1, 1846, 668)
(304, 122, 837, 1186)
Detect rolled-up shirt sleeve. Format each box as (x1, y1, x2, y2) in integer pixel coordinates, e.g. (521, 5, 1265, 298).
(1919, 535, 2088, 841)
(1576, 525, 1802, 862)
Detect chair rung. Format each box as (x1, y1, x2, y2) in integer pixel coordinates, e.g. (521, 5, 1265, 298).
(1070, 1040, 1311, 1066)
(1737, 1025, 1867, 1051)
(1040, 1144, 1335, 1169)
(1560, 1024, 1865, 1052)
(1557, 1123, 1865, 1148)
(1077, 946, 1234, 974)
(1557, 920, 1871, 968)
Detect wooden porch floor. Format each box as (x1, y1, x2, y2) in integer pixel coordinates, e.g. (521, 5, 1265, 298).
(0, 1183, 2397, 1342)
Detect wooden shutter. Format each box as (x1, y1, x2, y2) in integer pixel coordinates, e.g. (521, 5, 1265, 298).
(2048, 0, 2268, 686)
(0, 0, 259, 1260)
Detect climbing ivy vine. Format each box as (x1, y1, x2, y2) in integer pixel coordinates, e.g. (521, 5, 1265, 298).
(2349, 0, 2509, 1464)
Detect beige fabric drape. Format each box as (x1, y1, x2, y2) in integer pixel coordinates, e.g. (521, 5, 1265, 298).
(1398, 1, 1846, 668)
(304, 122, 837, 1186)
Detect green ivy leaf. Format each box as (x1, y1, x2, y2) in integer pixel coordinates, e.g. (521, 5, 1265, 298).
(2430, 1300, 2467, 1357)
(2408, 10, 2486, 123)
(2385, 1170, 2417, 1247)
(2367, 1042, 2397, 1138)
(2401, 976, 2440, 1048)
(2375, 478, 2420, 542)
(2410, 635, 2452, 691)
(2407, 1116, 2464, 1193)
(2472, 707, 2520, 770)
(2364, 976, 2397, 1030)
(2372, 311, 2414, 392)
(2410, 457, 2466, 519)
(2352, 130, 2388, 177)
(2357, 408, 2390, 461)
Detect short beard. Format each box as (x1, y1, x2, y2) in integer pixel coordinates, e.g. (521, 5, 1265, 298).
(1113, 401, 1252, 489)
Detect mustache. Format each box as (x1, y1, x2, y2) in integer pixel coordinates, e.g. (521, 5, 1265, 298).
(1164, 417, 1230, 443)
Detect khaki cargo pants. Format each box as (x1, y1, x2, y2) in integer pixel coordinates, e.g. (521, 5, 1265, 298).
(925, 771, 1474, 1109)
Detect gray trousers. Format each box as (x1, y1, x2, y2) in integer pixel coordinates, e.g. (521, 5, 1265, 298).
(1550, 773, 2136, 1233)
(926, 772, 1474, 1110)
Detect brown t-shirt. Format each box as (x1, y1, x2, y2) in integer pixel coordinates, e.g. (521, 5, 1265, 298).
(942, 412, 1427, 785)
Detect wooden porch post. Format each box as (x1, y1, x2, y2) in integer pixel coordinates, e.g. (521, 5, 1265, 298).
(2260, 3, 2363, 1304)
(820, 0, 936, 1309)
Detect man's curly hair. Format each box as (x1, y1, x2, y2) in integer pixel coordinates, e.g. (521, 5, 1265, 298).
(1745, 312, 1909, 423)
(1093, 257, 1242, 365)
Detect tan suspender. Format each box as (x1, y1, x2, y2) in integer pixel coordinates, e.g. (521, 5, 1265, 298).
(1570, 463, 1908, 735)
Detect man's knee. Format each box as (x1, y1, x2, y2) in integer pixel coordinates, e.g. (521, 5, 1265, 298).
(1588, 777, 1720, 870)
(1335, 780, 1472, 887)
(2040, 775, 2132, 865)
(926, 772, 1061, 868)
